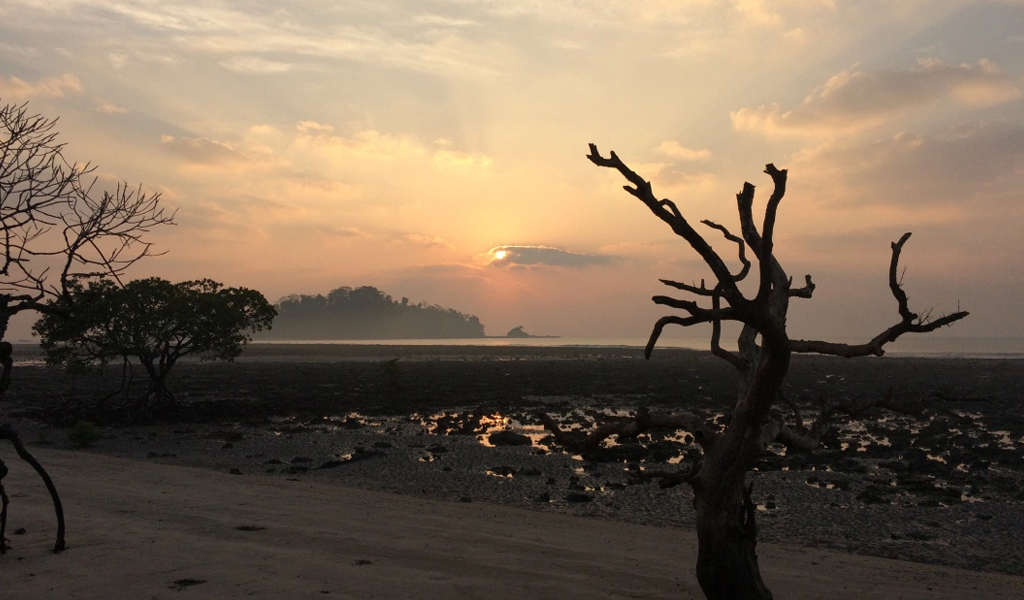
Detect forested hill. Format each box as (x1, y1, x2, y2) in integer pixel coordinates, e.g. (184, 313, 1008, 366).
(260, 286, 486, 339)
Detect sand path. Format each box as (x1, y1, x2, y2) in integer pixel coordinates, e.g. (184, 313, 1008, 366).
(2, 449, 1020, 599)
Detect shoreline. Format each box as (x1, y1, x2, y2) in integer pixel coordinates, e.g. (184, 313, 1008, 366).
(3, 347, 1023, 579)
(2, 449, 1022, 599)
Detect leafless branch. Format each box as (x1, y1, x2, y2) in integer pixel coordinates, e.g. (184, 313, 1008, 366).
(701, 220, 751, 282)
(789, 274, 815, 298)
(587, 143, 745, 308)
(660, 278, 715, 297)
(0, 100, 175, 332)
(792, 233, 969, 357)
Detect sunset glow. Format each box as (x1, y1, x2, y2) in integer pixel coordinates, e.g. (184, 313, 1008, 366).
(2, 1, 1022, 340)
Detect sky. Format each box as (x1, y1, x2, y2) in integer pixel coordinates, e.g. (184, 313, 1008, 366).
(1, 0, 1022, 344)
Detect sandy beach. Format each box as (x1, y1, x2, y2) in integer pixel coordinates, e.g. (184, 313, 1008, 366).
(3, 344, 1023, 598)
(3, 448, 1022, 600)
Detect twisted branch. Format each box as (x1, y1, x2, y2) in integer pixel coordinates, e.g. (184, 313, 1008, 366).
(791, 233, 969, 357)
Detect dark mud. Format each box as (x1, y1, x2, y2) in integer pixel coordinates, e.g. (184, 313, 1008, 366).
(3, 344, 1023, 575)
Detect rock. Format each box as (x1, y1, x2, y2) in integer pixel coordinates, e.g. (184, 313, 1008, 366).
(488, 430, 532, 447)
(488, 466, 517, 477)
(565, 491, 593, 503)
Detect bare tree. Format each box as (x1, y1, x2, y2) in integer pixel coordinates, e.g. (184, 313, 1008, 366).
(0, 99, 174, 555)
(539, 144, 968, 600)
(0, 100, 174, 345)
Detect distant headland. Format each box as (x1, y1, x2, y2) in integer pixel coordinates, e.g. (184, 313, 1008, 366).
(259, 286, 486, 340)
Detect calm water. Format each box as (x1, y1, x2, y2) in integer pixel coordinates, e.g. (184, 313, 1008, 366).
(255, 336, 1024, 359)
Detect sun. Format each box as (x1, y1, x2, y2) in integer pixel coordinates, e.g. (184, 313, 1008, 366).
(494, 249, 508, 260)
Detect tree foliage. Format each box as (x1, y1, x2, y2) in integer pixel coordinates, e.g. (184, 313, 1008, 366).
(266, 285, 485, 339)
(34, 277, 276, 407)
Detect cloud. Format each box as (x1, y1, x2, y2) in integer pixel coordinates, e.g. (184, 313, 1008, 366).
(95, 98, 128, 114)
(795, 123, 1024, 208)
(433, 149, 493, 168)
(415, 15, 479, 27)
(732, 59, 1020, 136)
(160, 134, 245, 165)
(0, 73, 81, 100)
(487, 245, 613, 268)
(220, 56, 295, 74)
(655, 141, 710, 161)
(400, 233, 453, 248)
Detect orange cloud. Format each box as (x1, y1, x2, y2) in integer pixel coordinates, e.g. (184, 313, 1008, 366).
(0, 73, 81, 100)
(732, 59, 1020, 136)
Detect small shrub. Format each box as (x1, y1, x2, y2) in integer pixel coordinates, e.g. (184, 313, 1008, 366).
(68, 420, 102, 447)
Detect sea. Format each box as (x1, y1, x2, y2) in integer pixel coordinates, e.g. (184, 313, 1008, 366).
(254, 336, 1024, 360)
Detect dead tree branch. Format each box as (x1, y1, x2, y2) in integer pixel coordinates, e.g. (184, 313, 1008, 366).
(0, 424, 65, 553)
(791, 233, 969, 357)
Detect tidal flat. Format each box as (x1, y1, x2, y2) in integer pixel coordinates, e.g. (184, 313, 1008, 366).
(4, 344, 1023, 575)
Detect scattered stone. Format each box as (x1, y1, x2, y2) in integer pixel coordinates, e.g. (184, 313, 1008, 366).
(565, 491, 593, 503)
(221, 442, 234, 449)
(488, 430, 532, 447)
(488, 466, 516, 477)
(857, 485, 893, 505)
(291, 456, 314, 463)
(169, 579, 207, 590)
(229, 468, 242, 475)
(533, 492, 551, 503)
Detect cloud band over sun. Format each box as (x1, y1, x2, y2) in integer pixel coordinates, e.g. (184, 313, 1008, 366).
(488, 246, 612, 268)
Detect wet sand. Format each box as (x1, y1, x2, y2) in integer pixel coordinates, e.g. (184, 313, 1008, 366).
(3, 449, 1022, 600)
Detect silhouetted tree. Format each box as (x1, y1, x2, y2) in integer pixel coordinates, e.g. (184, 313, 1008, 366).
(539, 145, 968, 600)
(0, 100, 173, 346)
(34, 278, 276, 412)
(0, 99, 172, 555)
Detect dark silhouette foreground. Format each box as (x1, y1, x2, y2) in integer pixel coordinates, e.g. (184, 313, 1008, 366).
(539, 145, 968, 600)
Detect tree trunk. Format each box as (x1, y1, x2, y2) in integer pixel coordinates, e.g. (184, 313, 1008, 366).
(693, 474, 772, 600)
